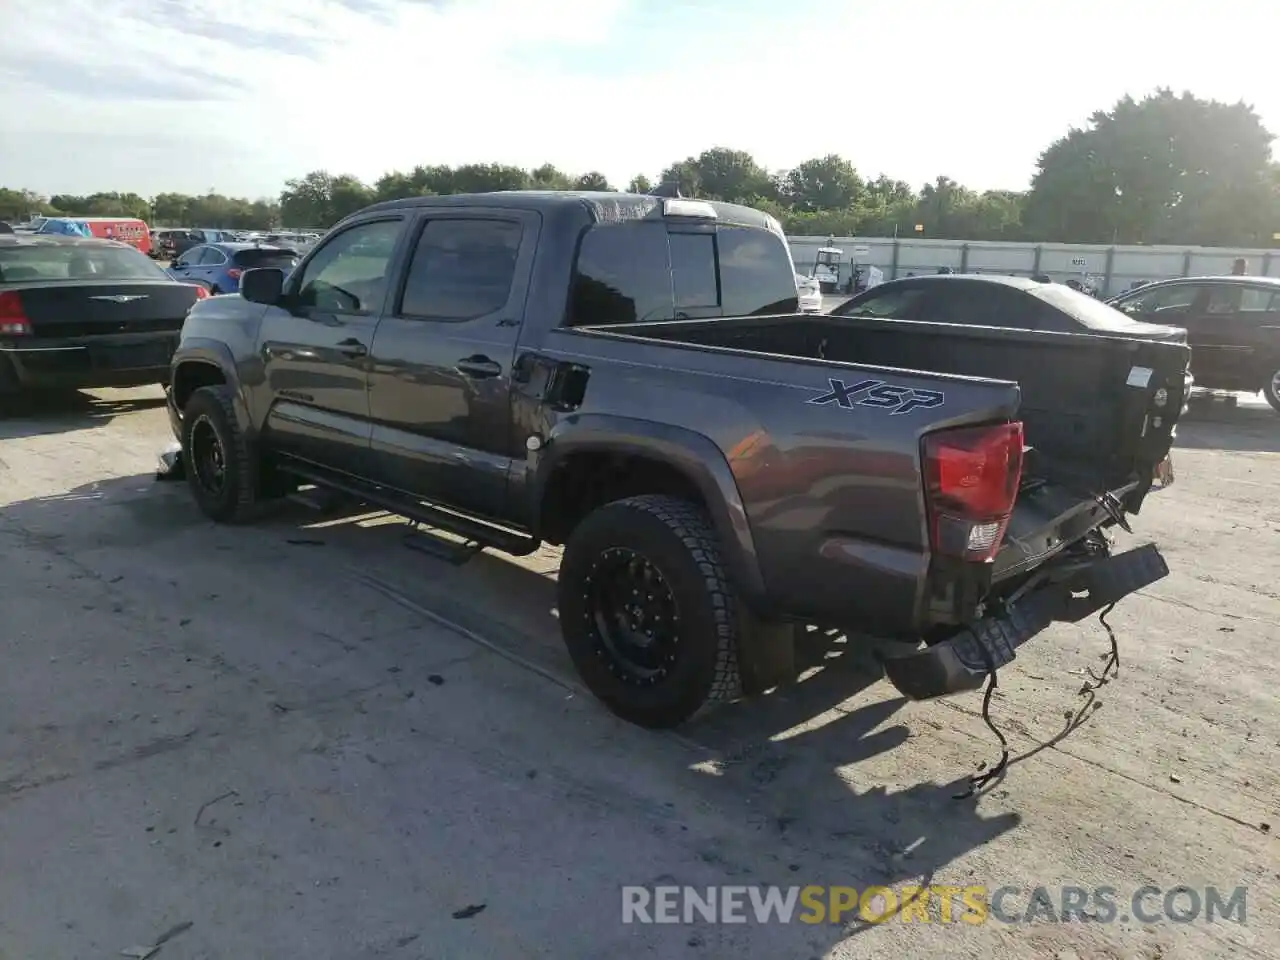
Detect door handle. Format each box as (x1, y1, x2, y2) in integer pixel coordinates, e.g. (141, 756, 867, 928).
(336, 338, 367, 358)
(455, 355, 502, 378)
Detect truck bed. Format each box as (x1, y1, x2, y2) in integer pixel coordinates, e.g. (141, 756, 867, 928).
(594, 311, 1189, 499)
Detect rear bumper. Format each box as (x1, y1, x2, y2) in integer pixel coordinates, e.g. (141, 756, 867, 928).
(880, 542, 1169, 699)
(0, 333, 176, 392)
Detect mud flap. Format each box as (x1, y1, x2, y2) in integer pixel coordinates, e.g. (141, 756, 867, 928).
(155, 440, 184, 481)
(881, 543, 1169, 700)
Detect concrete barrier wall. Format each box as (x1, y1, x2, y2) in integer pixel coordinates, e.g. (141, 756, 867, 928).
(787, 236, 1278, 297)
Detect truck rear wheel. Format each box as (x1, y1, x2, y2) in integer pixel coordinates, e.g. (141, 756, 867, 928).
(558, 495, 742, 729)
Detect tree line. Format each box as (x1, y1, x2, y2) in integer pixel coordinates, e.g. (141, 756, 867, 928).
(4, 91, 1279, 248)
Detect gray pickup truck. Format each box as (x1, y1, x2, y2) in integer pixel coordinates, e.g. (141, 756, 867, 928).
(166, 191, 1188, 730)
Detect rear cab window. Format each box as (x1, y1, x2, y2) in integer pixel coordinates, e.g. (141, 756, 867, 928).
(567, 220, 798, 327)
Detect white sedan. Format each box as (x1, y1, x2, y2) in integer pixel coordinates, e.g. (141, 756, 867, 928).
(797, 274, 824, 313)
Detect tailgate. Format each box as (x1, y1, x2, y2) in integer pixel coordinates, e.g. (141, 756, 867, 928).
(993, 479, 1136, 584)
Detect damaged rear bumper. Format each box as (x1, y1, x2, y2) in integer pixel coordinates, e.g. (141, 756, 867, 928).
(881, 543, 1169, 700)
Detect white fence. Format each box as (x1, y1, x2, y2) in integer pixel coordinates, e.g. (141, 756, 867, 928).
(787, 236, 1279, 297)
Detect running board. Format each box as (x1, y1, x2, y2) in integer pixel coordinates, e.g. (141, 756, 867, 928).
(278, 462, 540, 558)
(403, 524, 485, 566)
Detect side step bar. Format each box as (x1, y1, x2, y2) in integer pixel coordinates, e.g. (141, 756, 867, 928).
(279, 462, 540, 558)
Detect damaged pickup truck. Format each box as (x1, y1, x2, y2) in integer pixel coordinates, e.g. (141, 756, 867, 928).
(165, 190, 1189, 735)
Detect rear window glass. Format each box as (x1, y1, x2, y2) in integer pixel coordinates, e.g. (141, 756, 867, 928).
(1031, 284, 1164, 334)
(0, 244, 171, 283)
(669, 232, 718, 309)
(836, 286, 927, 319)
(718, 226, 798, 315)
(568, 222, 798, 327)
(233, 248, 300, 269)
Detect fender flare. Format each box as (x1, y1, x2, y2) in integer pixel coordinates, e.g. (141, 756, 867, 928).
(529, 414, 768, 608)
(170, 339, 254, 440)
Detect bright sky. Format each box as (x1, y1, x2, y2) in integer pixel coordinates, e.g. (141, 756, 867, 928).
(1, 0, 1276, 200)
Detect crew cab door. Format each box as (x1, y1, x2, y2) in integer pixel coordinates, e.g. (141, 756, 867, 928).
(258, 216, 407, 476)
(365, 208, 538, 521)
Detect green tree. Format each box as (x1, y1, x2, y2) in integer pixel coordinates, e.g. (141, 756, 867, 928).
(279, 171, 374, 228)
(627, 174, 652, 194)
(573, 171, 612, 191)
(530, 164, 573, 190)
(447, 163, 530, 194)
(0, 188, 51, 221)
(1023, 90, 1279, 246)
(657, 158, 702, 197)
(666, 147, 774, 203)
(781, 155, 863, 212)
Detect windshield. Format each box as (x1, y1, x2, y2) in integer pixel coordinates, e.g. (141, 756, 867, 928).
(1029, 284, 1172, 333)
(0, 244, 172, 283)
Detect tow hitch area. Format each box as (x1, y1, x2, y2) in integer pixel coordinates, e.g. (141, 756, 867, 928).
(881, 543, 1169, 701)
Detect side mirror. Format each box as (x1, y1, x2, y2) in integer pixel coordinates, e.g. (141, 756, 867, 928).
(240, 267, 286, 305)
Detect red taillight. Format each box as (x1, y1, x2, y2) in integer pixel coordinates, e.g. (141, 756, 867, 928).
(923, 421, 1024, 562)
(0, 291, 32, 335)
(226, 268, 243, 281)
(188, 285, 210, 300)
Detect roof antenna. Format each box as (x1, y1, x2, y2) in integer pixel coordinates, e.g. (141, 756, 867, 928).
(649, 180, 684, 199)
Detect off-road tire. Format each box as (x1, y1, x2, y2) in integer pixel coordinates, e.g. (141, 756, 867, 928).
(181, 384, 261, 523)
(1264, 367, 1280, 413)
(558, 495, 742, 729)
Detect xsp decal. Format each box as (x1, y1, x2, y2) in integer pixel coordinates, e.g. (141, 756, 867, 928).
(808, 378, 946, 415)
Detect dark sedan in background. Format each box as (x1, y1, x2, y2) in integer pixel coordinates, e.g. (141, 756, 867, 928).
(0, 235, 207, 395)
(1108, 276, 1280, 412)
(832, 274, 1186, 339)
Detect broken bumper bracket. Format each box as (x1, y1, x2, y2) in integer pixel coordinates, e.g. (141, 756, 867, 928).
(881, 543, 1169, 700)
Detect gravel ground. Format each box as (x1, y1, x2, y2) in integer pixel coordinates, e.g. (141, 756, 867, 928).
(0, 387, 1276, 959)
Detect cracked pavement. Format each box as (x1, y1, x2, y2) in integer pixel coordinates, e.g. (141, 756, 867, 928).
(0, 387, 1277, 959)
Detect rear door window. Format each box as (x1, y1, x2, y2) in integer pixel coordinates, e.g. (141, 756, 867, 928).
(569, 222, 672, 326)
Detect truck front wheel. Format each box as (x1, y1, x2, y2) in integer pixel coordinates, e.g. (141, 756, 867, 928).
(1265, 367, 1280, 413)
(181, 384, 263, 523)
(558, 495, 742, 729)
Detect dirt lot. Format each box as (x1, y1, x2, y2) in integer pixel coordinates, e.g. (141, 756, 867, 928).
(0, 388, 1276, 959)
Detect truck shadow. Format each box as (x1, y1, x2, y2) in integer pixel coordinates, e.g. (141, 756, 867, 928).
(253, 495, 1025, 905)
(3, 475, 1022, 939)
(0, 388, 167, 440)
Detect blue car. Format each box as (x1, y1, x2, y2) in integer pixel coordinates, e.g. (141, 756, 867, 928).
(167, 241, 300, 295)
